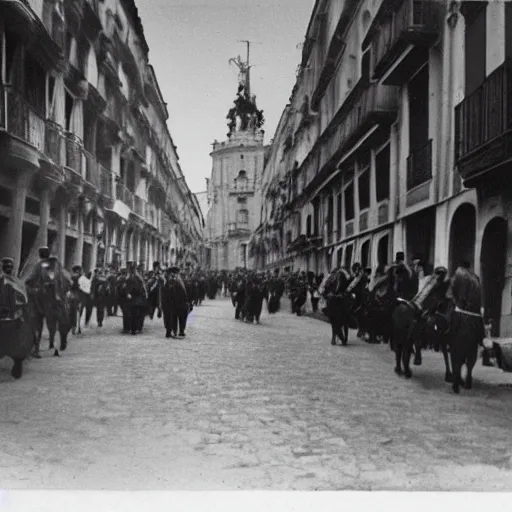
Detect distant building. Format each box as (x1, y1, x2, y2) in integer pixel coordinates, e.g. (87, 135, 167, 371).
(205, 51, 265, 270)
(0, 0, 203, 274)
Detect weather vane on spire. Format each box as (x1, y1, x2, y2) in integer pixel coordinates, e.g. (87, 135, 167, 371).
(226, 41, 265, 136)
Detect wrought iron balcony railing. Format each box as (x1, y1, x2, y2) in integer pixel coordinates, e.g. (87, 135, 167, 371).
(0, 86, 45, 152)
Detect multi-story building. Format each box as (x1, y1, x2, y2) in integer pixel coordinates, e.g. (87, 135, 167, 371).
(205, 56, 265, 270)
(0, 0, 203, 275)
(252, 0, 512, 335)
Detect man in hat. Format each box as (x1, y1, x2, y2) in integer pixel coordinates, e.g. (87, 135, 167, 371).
(393, 251, 413, 300)
(162, 266, 188, 338)
(0, 258, 18, 319)
(124, 261, 147, 335)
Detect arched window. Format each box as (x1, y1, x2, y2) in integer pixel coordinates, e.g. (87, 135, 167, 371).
(237, 209, 249, 225)
(236, 170, 248, 191)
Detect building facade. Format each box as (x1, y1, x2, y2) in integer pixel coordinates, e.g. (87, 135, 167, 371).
(252, 0, 512, 336)
(205, 57, 265, 271)
(0, 0, 203, 275)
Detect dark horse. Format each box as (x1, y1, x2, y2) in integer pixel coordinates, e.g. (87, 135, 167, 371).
(423, 266, 484, 394)
(0, 275, 35, 378)
(391, 267, 451, 381)
(26, 259, 73, 357)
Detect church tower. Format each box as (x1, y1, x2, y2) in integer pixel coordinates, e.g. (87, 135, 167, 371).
(206, 43, 265, 270)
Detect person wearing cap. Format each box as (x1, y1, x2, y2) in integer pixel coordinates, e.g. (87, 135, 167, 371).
(162, 266, 189, 338)
(0, 258, 18, 320)
(393, 251, 414, 300)
(117, 267, 131, 333)
(123, 261, 147, 335)
(91, 268, 108, 328)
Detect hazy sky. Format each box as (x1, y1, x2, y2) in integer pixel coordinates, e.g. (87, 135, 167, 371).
(137, 0, 314, 194)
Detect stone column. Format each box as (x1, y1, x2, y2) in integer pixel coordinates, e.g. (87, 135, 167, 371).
(90, 218, 98, 270)
(120, 226, 127, 266)
(37, 185, 52, 248)
(72, 199, 85, 267)
(0, 171, 32, 274)
(57, 201, 68, 264)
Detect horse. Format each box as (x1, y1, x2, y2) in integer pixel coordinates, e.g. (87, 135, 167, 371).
(391, 268, 450, 380)
(0, 274, 35, 378)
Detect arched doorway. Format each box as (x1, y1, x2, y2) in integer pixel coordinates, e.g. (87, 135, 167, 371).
(448, 203, 476, 274)
(480, 217, 507, 336)
(377, 234, 389, 266)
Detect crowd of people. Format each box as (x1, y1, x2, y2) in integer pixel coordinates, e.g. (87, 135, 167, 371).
(0, 245, 492, 393)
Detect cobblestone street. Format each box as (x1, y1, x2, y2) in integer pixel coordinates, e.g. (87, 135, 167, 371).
(1, 298, 512, 491)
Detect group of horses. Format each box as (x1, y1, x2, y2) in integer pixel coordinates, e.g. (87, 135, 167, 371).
(323, 264, 484, 394)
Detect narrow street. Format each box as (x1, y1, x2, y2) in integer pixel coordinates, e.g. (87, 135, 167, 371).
(1, 299, 512, 491)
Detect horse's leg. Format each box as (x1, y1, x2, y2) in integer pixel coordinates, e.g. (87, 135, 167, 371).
(463, 345, 478, 390)
(11, 358, 23, 379)
(32, 314, 43, 358)
(330, 322, 336, 345)
(394, 339, 403, 374)
(450, 351, 462, 394)
(47, 315, 58, 355)
(403, 345, 413, 379)
(443, 341, 453, 382)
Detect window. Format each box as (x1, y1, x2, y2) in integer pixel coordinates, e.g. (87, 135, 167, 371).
(240, 154, 244, 160)
(313, 199, 320, 235)
(336, 193, 342, 236)
(345, 244, 353, 269)
(286, 230, 292, 245)
(237, 209, 249, 225)
(358, 169, 370, 210)
(24, 51, 46, 113)
(361, 240, 370, 268)
(236, 170, 248, 191)
(327, 195, 334, 234)
(306, 215, 312, 237)
(237, 197, 247, 204)
(344, 183, 354, 221)
(65, 91, 74, 131)
(361, 44, 371, 83)
(376, 144, 390, 202)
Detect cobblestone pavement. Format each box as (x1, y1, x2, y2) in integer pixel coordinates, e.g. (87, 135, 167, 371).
(1, 298, 512, 491)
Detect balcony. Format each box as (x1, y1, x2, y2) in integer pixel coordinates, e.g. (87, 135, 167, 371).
(99, 165, 113, 198)
(0, 86, 45, 152)
(454, 61, 512, 186)
(82, 148, 99, 188)
(134, 195, 145, 218)
(407, 138, 432, 190)
(64, 133, 83, 183)
(115, 182, 135, 210)
(371, 0, 442, 85)
(318, 81, 398, 173)
(228, 222, 251, 237)
(228, 180, 255, 195)
(44, 120, 65, 166)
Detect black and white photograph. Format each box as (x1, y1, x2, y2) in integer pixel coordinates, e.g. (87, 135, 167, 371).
(0, 0, 511, 504)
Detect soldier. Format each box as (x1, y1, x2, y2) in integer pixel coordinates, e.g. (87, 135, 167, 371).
(162, 266, 188, 338)
(0, 258, 17, 319)
(91, 268, 108, 328)
(125, 261, 147, 335)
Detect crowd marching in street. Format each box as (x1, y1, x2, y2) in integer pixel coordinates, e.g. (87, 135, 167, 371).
(0, 245, 498, 395)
